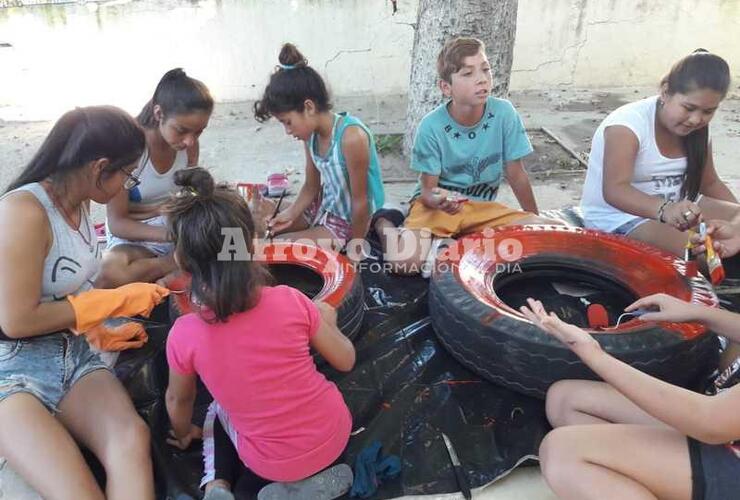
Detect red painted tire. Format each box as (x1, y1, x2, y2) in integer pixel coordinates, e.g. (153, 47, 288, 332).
(430, 225, 720, 398)
(169, 242, 364, 339)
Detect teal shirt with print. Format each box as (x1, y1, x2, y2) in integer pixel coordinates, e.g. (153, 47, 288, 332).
(411, 96, 533, 201)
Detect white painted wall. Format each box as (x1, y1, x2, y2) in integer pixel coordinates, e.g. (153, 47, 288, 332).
(1, 0, 738, 120)
(511, 0, 740, 89)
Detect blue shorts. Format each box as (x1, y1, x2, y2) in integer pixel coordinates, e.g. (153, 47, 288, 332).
(613, 217, 650, 236)
(0, 333, 109, 414)
(688, 437, 740, 500)
(105, 215, 173, 257)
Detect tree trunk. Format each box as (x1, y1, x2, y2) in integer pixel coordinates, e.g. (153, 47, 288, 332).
(404, 0, 519, 156)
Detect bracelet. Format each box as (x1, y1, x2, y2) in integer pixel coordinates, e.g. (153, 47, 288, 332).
(657, 200, 671, 223)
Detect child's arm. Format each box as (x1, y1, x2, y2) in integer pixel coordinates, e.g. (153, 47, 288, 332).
(603, 126, 700, 228)
(521, 298, 740, 445)
(418, 173, 463, 214)
(504, 159, 539, 214)
(699, 143, 738, 203)
(341, 127, 371, 240)
(106, 188, 169, 242)
(310, 302, 355, 372)
(270, 145, 322, 233)
(165, 369, 199, 448)
(629, 293, 740, 344)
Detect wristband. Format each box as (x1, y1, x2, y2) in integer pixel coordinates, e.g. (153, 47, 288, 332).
(657, 200, 671, 223)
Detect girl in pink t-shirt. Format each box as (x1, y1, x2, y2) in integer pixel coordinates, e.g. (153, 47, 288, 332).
(161, 167, 355, 500)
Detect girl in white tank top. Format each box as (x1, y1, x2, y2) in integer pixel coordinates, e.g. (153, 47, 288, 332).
(99, 68, 214, 288)
(579, 51, 739, 258)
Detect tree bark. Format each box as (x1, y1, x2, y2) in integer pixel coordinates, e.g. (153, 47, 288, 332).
(404, 0, 519, 156)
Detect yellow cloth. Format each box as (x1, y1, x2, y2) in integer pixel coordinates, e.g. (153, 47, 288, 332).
(403, 199, 531, 237)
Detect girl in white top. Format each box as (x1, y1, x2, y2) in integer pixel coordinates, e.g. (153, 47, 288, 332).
(580, 50, 739, 256)
(99, 68, 213, 288)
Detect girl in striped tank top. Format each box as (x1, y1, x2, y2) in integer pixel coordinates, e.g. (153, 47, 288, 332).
(254, 43, 384, 250)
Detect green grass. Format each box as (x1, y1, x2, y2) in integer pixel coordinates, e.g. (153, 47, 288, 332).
(375, 133, 404, 156)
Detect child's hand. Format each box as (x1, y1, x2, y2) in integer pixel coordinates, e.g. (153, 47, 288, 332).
(690, 220, 740, 258)
(316, 301, 338, 326)
(625, 293, 700, 323)
(431, 188, 463, 215)
(520, 298, 600, 356)
(166, 425, 202, 450)
(662, 200, 701, 231)
(267, 209, 296, 236)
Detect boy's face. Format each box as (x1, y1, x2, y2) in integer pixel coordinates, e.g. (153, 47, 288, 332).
(440, 50, 492, 107)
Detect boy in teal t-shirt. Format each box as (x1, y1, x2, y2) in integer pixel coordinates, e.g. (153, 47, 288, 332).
(410, 95, 534, 202)
(373, 37, 561, 275)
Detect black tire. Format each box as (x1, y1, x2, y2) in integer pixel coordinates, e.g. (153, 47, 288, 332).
(335, 271, 365, 340)
(168, 242, 365, 340)
(430, 227, 720, 398)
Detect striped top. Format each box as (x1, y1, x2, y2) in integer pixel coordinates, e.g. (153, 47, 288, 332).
(308, 113, 384, 223)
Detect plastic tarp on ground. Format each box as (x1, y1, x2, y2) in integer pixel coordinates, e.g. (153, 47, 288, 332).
(115, 265, 550, 499)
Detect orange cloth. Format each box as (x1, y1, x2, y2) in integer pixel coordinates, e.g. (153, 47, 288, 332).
(67, 283, 169, 333)
(85, 322, 148, 351)
(403, 199, 531, 237)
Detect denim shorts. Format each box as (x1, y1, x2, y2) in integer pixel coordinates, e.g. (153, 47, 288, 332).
(613, 217, 650, 236)
(0, 332, 109, 414)
(105, 215, 173, 256)
(688, 437, 740, 500)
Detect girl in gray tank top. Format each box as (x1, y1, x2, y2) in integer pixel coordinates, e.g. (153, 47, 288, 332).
(2, 182, 100, 303)
(0, 106, 161, 499)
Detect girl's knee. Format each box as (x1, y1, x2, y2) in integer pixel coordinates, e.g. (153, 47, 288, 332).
(107, 418, 150, 461)
(539, 428, 580, 489)
(545, 380, 575, 427)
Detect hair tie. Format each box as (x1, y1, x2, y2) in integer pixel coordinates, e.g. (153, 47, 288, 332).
(278, 63, 296, 70)
(176, 186, 198, 198)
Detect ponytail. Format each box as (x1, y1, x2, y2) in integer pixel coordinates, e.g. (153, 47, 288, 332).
(137, 68, 214, 128)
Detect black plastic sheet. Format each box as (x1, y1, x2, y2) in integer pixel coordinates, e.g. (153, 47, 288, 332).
(114, 265, 549, 499)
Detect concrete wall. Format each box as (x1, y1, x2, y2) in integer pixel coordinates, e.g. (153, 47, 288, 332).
(511, 0, 740, 89)
(1, 0, 738, 120)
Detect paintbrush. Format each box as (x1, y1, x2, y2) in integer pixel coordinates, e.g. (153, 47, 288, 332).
(266, 190, 287, 240)
(700, 222, 725, 285)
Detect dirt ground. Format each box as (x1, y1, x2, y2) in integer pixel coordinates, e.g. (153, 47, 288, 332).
(3, 86, 739, 223)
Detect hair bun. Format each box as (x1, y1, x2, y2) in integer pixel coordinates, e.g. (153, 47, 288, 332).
(161, 68, 187, 82)
(278, 43, 308, 68)
(174, 167, 215, 198)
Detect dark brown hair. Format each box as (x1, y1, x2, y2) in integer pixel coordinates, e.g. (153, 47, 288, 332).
(163, 168, 269, 323)
(661, 50, 731, 201)
(253, 43, 331, 122)
(437, 37, 485, 83)
(138, 68, 214, 129)
(6, 106, 145, 193)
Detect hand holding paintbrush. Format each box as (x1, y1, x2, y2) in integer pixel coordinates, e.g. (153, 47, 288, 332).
(265, 190, 287, 240)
